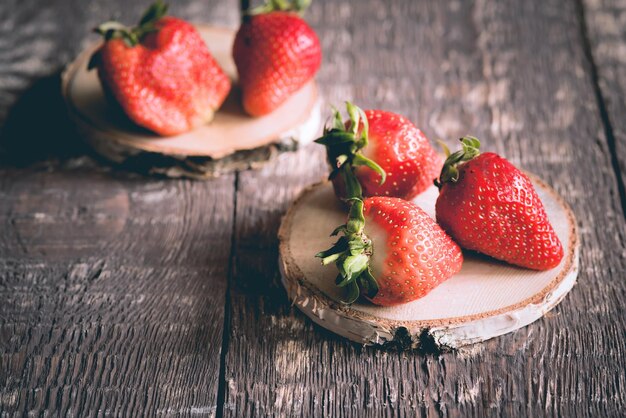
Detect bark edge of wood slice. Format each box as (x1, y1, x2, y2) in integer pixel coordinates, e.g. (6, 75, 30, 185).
(278, 177, 580, 349)
(61, 25, 322, 179)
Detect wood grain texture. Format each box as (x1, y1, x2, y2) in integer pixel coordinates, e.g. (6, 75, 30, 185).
(0, 170, 235, 417)
(1, 0, 626, 417)
(221, 0, 626, 416)
(0, 1, 238, 417)
(582, 0, 626, 212)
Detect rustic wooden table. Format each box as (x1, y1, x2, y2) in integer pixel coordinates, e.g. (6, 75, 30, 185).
(1, 0, 625, 416)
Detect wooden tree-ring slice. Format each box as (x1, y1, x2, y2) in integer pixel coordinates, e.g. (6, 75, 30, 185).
(61, 26, 322, 179)
(278, 177, 580, 349)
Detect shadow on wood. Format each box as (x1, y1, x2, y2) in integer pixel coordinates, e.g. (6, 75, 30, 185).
(0, 72, 184, 179)
(0, 72, 90, 166)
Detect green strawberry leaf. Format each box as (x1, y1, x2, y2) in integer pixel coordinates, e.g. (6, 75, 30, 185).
(314, 102, 388, 304)
(94, 1, 169, 46)
(247, 0, 312, 16)
(352, 154, 386, 185)
(435, 135, 482, 187)
(314, 131, 355, 145)
(344, 281, 361, 304)
(314, 101, 386, 199)
(139, 0, 169, 26)
(358, 269, 379, 299)
(330, 224, 348, 236)
(315, 198, 379, 304)
(331, 106, 344, 130)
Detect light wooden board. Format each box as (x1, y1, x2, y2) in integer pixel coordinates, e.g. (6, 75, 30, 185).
(61, 25, 322, 179)
(279, 178, 579, 348)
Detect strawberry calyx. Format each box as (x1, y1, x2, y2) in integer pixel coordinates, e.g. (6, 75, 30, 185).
(315, 102, 386, 200)
(247, 0, 312, 16)
(89, 0, 168, 70)
(93, 0, 168, 47)
(434, 136, 481, 188)
(315, 199, 379, 304)
(314, 102, 387, 304)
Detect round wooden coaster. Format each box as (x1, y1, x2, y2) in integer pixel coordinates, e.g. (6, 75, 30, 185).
(278, 178, 579, 349)
(61, 26, 322, 179)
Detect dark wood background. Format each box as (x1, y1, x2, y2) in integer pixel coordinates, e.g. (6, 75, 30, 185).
(1, 0, 625, 416)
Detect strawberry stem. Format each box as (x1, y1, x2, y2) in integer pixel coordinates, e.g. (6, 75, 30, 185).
(315, 199, 378, 304)
(435, 136, 481, 188)
(315, 102, 386, 200)
(314, 102, 387, 304)
(93, 0, 169, 47)
(247, 0, 312, 16)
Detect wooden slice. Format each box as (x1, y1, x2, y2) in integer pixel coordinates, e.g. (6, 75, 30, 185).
(61, 26, 322, 179)
(278, 178, 580, 349)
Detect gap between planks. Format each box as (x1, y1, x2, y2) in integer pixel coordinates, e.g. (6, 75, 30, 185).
(216, 171, 239, 418)
(575, 0, 626, 218)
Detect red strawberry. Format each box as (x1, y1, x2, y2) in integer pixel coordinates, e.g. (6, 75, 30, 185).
(435, 137, 564, 270)
(316, 103, 441, 201)
(90, 1, 231, 136)
(316, 197, 463, 306)
(233, 1, 321, 116)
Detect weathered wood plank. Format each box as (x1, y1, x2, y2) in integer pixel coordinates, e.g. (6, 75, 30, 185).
(222, 0, 626, 416)
(2, 0, 626, 416)
(0, 1, 238, 416)
(0, 170, 235, 417)
(582, 0, 626, 212)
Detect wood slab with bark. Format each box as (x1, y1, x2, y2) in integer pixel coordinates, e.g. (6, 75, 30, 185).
(62, 26, 321, 179)
(278, 179, 580, 348)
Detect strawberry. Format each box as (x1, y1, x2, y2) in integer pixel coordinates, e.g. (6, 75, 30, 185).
(435, 137, 564, 270)
(233, 0, 321, 116)
(316, 102, 441, 201)
(90, 1, 231, 136)
(316, 197, 463, 306)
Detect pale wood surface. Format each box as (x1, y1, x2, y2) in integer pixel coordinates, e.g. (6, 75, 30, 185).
(1, 1, 626, 417)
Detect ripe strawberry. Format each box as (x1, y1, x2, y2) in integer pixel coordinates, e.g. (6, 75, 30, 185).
(316, 102, 441, 201)
(233, 0, 321, 116)
(316, 197, 463, 306)
(435, 137, 564, 270)
(90, 1, 231, 136)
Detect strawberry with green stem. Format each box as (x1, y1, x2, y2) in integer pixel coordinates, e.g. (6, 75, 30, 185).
(315, 102, 386, 200)
(316, 199, 378, 303)
(233, 0, 321, 116)
(316, 102, 441, 201)
(435, 136, 564, 270)
(315, 104, 463, 305)
(90, 0, 231, 136)
(316, 195, 464, 306)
